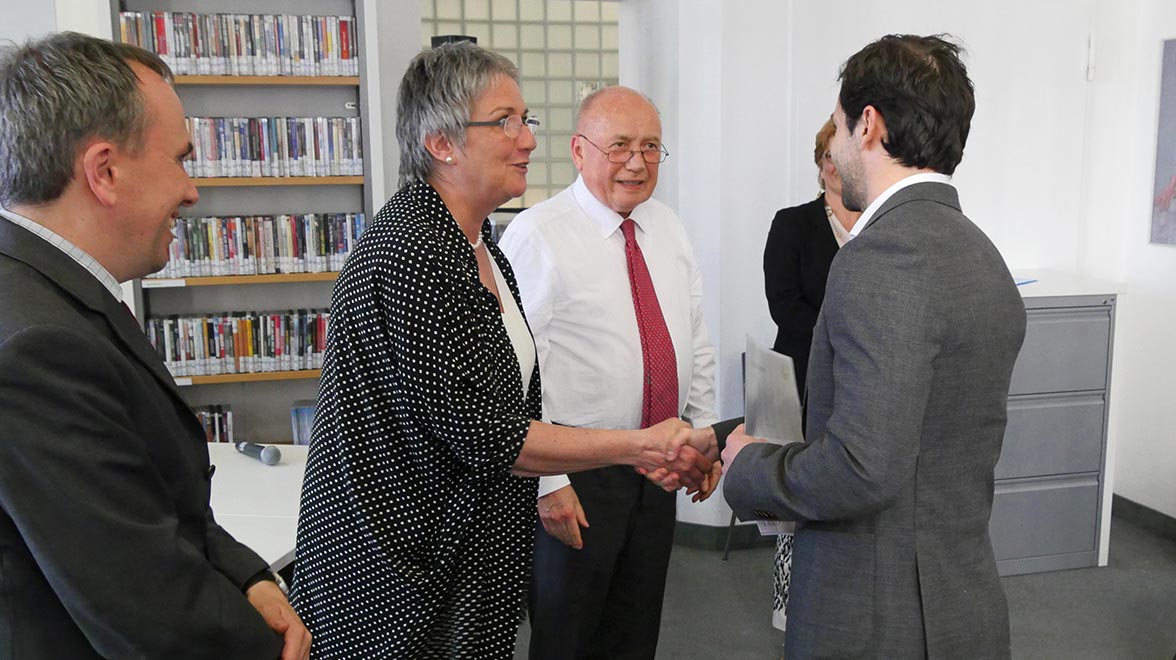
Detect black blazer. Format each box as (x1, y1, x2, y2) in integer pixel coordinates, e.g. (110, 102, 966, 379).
(763, 194, 839, 392)
(0, 218, 280, 658)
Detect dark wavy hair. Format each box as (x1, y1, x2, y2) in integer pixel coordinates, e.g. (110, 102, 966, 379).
(838, 34, 974, 175)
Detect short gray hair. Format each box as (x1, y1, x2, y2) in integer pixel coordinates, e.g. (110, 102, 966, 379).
(396, 41, 519, 187)
(0, 32, 172, 207)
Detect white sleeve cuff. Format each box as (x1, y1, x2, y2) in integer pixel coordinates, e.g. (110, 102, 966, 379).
(538, 475, 571, 498)
(693, 415, 720, 428)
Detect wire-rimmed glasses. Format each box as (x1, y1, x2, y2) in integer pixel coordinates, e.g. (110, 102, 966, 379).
(465, 114, 541, 138)
(577, 134, 670, 164)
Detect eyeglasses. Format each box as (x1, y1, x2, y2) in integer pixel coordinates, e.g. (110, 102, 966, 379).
(465, 114, 541, 138)
(576, 134, 670, 164)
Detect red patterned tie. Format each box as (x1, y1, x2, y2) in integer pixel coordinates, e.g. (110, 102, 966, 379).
(621, 219, 678, 429)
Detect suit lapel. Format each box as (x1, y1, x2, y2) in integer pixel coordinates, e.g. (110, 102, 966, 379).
(101, 293, 189, 402)
(0, 218, 187, 402)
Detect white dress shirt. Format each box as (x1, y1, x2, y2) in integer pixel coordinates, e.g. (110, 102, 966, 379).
(825, 203, 854, 247)
(489, 251, 536, 401)
(849, 172, 953, 237)
(0, 207, 124, 301)
(499, 176, 718, 497)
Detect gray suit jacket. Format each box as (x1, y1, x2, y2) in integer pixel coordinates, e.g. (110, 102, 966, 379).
(726, 182, 1026, 659)
(0, 218, 281, 658)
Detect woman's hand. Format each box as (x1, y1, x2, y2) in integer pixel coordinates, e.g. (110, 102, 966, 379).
(634, 418, 710, 491)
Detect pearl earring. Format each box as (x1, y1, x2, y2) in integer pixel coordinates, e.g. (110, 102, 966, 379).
(445, 156, 454, 164)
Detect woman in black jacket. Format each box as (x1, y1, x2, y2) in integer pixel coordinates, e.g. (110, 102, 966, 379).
(761, 117, 860, 634)
(764, 117, 861, 394)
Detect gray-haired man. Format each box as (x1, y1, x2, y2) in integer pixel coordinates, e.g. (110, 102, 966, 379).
(0, 32, 309, 659)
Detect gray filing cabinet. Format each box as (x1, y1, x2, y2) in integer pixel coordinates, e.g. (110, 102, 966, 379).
(989, 290, 1116, 576)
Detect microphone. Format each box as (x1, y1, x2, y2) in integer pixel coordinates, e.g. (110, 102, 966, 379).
(235, 441, 282, 466)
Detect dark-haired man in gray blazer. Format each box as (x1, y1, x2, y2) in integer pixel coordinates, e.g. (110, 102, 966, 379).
(722, 35, 1026, 659)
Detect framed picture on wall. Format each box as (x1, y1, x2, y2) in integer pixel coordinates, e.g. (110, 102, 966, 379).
(1152, 39, 1176, 245)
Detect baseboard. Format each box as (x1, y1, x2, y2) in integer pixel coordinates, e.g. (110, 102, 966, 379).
(1112, 494, 1176, 544)
(673, 520, 776, 552)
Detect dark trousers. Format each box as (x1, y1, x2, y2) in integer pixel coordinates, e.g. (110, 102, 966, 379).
(527, 465, 677, 660)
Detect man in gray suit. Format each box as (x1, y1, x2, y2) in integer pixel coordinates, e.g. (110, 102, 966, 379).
(721, 35, 1027, 658)
(0, 33, 309, 658)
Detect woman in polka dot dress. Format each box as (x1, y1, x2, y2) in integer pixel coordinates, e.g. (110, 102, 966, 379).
(291, 42, 717, 659)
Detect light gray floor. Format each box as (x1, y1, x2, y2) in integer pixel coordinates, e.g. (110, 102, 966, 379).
(514, 516, 1176, 658)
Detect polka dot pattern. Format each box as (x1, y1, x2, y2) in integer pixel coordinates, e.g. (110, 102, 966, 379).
(291, 182, 541, 658)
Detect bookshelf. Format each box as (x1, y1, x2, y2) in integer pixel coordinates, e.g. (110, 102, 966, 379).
(143, 272, 339, 288)
(176, 75, 359, 86)
(194, 176, 364, 187)
(176, 370, 322, 387)
(112, 0, 381, 445)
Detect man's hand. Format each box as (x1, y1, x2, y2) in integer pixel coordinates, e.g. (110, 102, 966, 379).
(684, 426, 722, 500)
(633, 418, 708, 488)
(538, 485, 589, 549)
(638, 441, 712, 491)
(686, 425, 720, 461)
(691, 458, 724, 503)
(637, 424, 723, 495)
(246, 579, 311, 660)
(721, 424, 765, 476)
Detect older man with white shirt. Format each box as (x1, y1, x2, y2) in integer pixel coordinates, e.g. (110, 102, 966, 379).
(499, 85, 718, 660)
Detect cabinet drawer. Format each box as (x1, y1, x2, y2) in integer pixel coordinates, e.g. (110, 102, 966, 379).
(1008, 307, 1110, 395)
(995, 393, 1105, 479)
(990, 475, 1098, 561)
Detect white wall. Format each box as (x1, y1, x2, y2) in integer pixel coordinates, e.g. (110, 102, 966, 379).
(0, 1, 57, 44)
(370, 0, 423, 201)
(624, 0, 1176, 524)
(0, 0, 115, 41)
(1081, 0, 1176, 519)
(53, 0, 110, 38)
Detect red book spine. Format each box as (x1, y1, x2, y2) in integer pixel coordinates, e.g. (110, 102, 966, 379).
(153, 11, 168, 57)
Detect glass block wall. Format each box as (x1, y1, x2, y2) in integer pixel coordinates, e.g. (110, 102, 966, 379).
(421, 0, 620, 207)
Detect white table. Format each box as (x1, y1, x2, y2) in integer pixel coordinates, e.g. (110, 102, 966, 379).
(208, 443, 308, 570)
(1010, 268, 1125, 299)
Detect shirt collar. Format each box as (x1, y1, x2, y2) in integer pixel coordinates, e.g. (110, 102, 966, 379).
(0, 206, 124, 301)
(572, 175, 653, 239)
(824, 201, 853, 247)
(848, 172, 953, 237)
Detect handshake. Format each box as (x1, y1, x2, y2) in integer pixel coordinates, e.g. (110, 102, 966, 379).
(634, 418, 723, 503)
(537, 418, 723, 551)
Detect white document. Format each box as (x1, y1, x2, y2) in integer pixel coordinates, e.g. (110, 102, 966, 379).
(744, 336, 804, 535)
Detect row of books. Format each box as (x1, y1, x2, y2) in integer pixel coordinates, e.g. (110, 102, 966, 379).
(291, 400, 316, 446)
(185, 116, 363, 178)
(149, 212, 367, 279)
(195, 401, 318, 445)
(119, 11, 359, 77)
(194, 404, 236, 443)
(146, 310, 329, 377)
